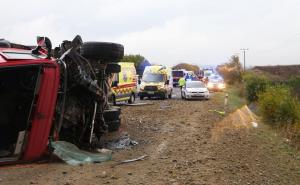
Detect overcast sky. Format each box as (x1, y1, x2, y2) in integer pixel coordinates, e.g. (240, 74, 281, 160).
(1, 0, 300, 67)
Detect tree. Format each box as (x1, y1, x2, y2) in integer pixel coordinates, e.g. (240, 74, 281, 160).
(217, 55, 243, 84)
(120, 54, 150, 76)
(121, 54, 144, 67)
(172, 63, 200, 74)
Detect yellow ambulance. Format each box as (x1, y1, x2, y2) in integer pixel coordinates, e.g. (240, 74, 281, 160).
(139, 65, 173, 100)
(111, 62, 137, 105)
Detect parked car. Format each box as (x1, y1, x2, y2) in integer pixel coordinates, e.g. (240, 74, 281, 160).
(0, 36, 123, 164)
(181, 81, 210, 100)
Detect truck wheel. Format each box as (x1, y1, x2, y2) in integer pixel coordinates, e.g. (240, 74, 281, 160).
(128, 93, 135, 104)
(106, 63, 121, 74)
(80, 42, 124, 62)
(103, 107, 121, 132)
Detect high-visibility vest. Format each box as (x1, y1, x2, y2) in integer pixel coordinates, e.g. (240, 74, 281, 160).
(178, 78, 185, 86)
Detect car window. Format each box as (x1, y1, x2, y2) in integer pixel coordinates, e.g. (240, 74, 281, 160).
(1, 51, 42, 60)
(186, 82, 205, 88)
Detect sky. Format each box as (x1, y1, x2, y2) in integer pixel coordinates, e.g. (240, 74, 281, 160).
(1, 0, 300, 67)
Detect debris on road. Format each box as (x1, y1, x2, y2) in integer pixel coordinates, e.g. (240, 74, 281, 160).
(126, 102, 154, 106)
(104, 134, 138, 150)
(51, 141, 112, 166)
(112, 155, 149, 167)
(209, 109, 226, 116)
(158, 103, 172, 110)
(251, 122, 258, 128)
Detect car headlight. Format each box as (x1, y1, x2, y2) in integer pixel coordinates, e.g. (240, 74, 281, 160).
(158, 85, 165, 89)
(207, 82, 214, 88)
(218, 83, 225, 89)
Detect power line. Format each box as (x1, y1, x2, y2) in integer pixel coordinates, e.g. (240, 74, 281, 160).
(240, 48, 249, 71)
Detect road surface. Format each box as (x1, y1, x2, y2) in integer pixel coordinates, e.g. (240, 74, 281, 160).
(1, 88, 300, 185)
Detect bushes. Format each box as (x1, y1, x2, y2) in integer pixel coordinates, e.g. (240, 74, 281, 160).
(258, 86, 300, 127)
(288, 76, 300, 99)
(217, 55, 243, 85)
(242, 73, 300, 145)
(243, 73, 270, 102)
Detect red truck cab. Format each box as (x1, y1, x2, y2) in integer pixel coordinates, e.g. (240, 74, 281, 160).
(0, 48, 60, 164)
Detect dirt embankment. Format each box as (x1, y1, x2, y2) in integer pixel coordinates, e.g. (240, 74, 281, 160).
(252, 65, 300, 80)
(1, 92, 300, 185)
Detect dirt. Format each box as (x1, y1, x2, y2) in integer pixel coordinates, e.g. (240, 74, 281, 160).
(252, 65, 300, 80)
(1, 90, 300, 185)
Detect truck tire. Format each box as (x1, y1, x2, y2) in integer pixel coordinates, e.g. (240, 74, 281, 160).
(80, 42, 124, 62)
(106, 63, 121, 74)
(103, 107, 121, 132)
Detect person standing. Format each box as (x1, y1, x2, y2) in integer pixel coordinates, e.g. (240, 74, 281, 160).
(178, 77, 186, 90)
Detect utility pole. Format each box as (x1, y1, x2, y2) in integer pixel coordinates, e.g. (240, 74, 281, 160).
(240, 48, 249, 71)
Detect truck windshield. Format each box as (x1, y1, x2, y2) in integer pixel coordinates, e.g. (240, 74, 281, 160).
(143, 73, 165, 82)
(172, 71, 184, 77)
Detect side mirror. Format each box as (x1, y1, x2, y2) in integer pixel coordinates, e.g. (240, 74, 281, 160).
(32, 36, 52, 59)
(106, 63, 121, 74)
(112, 81, 119, 87)
(165, 80, 170, 85)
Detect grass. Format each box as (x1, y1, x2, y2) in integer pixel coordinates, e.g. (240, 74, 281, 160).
(214, 85, 247, 111)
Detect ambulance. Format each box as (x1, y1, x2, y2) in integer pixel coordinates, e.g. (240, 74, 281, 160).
(139, 65, 173, 100)
(111, 62, 137, 105)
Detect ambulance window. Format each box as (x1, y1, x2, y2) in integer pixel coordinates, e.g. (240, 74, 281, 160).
(113, 73, 118, 82)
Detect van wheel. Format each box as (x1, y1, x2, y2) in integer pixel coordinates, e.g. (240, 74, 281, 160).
(112, 95, 117, 106)
(80, 42, 124, 63)
(128, 94, 135, 104)
(168, 91, 172, 99)
(161, 93, 167, 100)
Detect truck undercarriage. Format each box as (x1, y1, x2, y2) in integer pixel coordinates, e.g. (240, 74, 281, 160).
(0, 35, 124, 163)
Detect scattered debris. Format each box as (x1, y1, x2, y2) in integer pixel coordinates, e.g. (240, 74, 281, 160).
(158, 103, 172, 110)
(51, 141, 112, 166)
(251, 122, 258, 128)
(104, 134, 138, 150)
(100, 171, 107, 178)
(96, 148, 112, 155)
(126, 102, 154, 106)
(112, 155, 149, 167)
(209, 109, 226, 116)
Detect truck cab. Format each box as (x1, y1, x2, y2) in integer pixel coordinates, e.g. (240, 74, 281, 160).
(0, 36, 124, 165)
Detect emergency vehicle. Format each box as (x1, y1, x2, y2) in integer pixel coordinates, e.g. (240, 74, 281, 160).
(139, 65, 173, 100)
(111, 62, 137, 105)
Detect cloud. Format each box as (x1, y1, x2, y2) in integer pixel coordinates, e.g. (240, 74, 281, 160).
(1, 0, 300, 66)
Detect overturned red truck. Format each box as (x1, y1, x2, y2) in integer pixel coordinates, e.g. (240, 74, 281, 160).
(0, 36, 123, 164)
